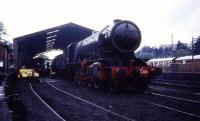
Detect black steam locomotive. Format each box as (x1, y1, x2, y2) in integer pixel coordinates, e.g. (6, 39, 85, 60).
(52, 20, 161, 93)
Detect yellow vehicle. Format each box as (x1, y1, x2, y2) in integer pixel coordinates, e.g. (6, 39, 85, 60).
(18, 68, 39, 80)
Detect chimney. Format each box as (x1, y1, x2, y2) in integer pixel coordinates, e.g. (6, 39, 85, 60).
(113, 19, 122, 23)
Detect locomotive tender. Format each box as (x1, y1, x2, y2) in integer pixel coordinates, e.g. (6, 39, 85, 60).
(52, 20, 161, 93)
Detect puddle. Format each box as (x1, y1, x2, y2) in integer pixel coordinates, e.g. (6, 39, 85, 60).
(0, 82, 5, 101)
(193, 93, 200, 96)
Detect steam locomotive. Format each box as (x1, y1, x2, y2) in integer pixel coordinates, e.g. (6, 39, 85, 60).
(52, 20, 161, 93)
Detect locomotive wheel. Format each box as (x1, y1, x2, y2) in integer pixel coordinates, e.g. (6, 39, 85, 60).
(74, 69, 81, 82)
(136, 80, 146, 93)
(78, 80, 81, 84)
(94, 82, 100, 89)
(137, 86, 145, 93)
(87, 80, 92, 87)
(108, 80, 119, 94)
(81, 81, 86, 86)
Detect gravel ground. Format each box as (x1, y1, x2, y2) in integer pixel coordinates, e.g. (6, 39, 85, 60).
(151, 83, 200, 93)
(0, 100, 12, 121)
(32, 82, 123, 121)
(16, 81, 64, 121)
(13, 77, 200, 121)
(154, 79, 200, 87)
(149, 85, 200, 102)
(41, 78, 199, 121)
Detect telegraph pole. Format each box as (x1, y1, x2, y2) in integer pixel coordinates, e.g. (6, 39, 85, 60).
(192, 36, 194, 63)
(191, 36, 195, 73)
(171, 33, 174, 57)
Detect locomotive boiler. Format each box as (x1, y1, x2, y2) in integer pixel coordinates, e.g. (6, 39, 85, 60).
(52, 20, 161, 93)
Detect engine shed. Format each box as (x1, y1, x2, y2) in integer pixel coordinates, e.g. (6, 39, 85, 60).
(13, 23, 93, 68)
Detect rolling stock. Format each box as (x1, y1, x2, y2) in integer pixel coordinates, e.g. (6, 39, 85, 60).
(147, 55, 200, 73)
(17, 67, 39, 80)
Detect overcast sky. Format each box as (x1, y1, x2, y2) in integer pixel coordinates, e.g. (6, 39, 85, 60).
(0, 0, 200, 47)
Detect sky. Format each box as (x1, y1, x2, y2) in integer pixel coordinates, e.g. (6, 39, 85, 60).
(0, 0, 200, 48)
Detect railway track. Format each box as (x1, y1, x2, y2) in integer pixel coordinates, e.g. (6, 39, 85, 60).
(151, 81, 200, 89)
(148, 84, 200, 102)
(156, 79, 200, 85)
(44, 79, 200, 120)
(145, 91, 200, 104)
(29, 83, 66, 121)
(143, 92, 200, 118)
(30, 80, 136, 121)
(46, 81, 136, 121)
(25, 78, 200, 121)
(153, 79, 200, 88)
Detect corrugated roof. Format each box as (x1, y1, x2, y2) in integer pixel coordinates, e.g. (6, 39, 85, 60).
(13, 22, 93, 56)
(13, 22, 93, 67)
(148, 57, 175, 62)
(148, 55, 200, 62)
(176, 55, 200, 60)
(0, 41, 6, 46)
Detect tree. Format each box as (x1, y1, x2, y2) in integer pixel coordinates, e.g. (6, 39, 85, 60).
(176, 41, 188, 50)
(193, 36, 200, 55)
(136, 46, 155, 60)
(0, 22, 7, 42)
(176, 49, 190, 57)
(136, 40, 192, 59)
(0, 22, 12, 51)
(175, 40, 190, 57)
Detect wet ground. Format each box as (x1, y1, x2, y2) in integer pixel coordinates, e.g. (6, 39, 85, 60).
(0, 79, 12, 121)
(0, 80, 4, 101)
